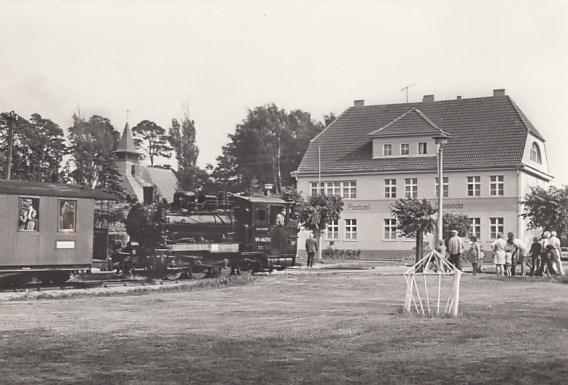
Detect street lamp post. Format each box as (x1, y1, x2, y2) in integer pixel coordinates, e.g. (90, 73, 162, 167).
(434, 134, 450, 246)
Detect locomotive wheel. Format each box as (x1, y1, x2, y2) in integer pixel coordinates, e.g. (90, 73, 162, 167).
(189, 265, 208, 280)
(165, 269, 183, 281)
(236, 268, 253, 277)
(212, 265, 232, 278)
(165, 257, 184, 281)
(235, 262, 257, 276)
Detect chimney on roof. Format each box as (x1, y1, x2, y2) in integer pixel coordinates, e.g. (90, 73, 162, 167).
(456, 96, 462, 100)
(422, 95, 435, 103)
(493, 89, 506, 97)
(354, 100, 365, 108)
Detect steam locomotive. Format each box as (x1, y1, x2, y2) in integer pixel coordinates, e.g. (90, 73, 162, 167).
(114, 192, 298, 279)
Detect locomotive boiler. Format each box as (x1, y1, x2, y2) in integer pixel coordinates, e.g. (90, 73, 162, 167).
(117, 192, 298, 279)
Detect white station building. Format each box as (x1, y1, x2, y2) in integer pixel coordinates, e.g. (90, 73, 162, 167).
(295, 89, 553, 257)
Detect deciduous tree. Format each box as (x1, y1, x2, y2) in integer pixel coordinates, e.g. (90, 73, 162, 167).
(0, 112, 66, 182)
(213, 104, 323, 193)
(442, 212, 472, 242)
(391, 198, 436, 263)
(297, 193, 344, 263)
(67, 114, 124, 199)
(521, 185, 568, 239)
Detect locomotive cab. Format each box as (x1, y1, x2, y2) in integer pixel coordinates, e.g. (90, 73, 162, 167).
(231, 196, 297, 268)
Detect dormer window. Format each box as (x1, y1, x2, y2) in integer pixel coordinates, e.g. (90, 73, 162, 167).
(530, 142, 542, 164)
(368, 108, 447, 159)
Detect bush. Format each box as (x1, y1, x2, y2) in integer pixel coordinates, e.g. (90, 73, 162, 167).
(322, 247, 361, 260)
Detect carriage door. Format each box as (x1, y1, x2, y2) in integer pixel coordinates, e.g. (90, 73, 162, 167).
(253, 205, 271, 252)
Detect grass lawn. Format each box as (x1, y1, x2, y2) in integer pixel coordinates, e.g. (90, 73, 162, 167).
(1, 269, 568, 384)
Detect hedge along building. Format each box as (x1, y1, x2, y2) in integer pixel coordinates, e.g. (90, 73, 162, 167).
(294, 89, 553, 257)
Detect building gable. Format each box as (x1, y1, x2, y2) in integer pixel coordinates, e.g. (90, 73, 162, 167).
(368, 108, 450, 159)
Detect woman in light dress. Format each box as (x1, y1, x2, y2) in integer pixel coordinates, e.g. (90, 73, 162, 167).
(491, 233, 507, 276)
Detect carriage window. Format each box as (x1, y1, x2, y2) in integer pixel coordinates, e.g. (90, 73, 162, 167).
(19, 197, 40, 232)
(59, 200, 77, 232)
(256, 209, 267, 224)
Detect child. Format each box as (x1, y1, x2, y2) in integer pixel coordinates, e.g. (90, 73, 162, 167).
(505, 239, 514, 276)
(469, 236, 481, 276)
(478, 246, 486, 273)
(528, 237, 541, 276)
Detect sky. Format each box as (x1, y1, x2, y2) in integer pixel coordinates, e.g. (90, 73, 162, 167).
(1, 0, 568, 185)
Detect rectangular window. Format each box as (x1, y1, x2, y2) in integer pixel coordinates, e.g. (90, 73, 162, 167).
(467, 176, 481, 197)
(383, 144, 392, 156)
(418, 142, 428, 155)
(323, 181, 341, 196)
(384, 179, 397, 199)
(401, 143, 410, 155)
(343, 181, 357, 199)
(470, 218, 481, 240)
(59, 200, 77, 232)
(19, 197, 40, 232)
(490, 217, 504, 239)
(325, 219, 339, 240)
(311, 181, 356, 199)
(405, 178, 418, 198)
(435, 177, 449, 198)
(310, 182, 321, 196)
(490, 175, 504, 196)
(345, 219, 357, 240)
(384, 218, 397, 240)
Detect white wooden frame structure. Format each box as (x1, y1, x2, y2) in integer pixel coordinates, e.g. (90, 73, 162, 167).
(403, 250, 462, 317)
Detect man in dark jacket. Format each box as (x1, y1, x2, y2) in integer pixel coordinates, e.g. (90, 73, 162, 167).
(305, 233, 318, 268)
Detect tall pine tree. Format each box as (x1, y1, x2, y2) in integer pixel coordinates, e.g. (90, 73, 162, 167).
(169, 109, 199, 190)
(131, 120, 172, 167)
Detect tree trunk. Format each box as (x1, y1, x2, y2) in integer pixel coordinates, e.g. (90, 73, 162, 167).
(415, 231, 424, 264)
(315, 229, 322, 265)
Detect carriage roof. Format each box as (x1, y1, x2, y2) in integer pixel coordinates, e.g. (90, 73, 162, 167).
(0, 180, 116, 200)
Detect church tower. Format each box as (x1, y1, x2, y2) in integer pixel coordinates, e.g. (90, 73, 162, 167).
(114, 120, 179, 204)
(114, 122, 141, 178)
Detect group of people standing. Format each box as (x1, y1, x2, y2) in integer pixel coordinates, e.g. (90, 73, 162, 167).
(490, 231, 564, 277)
(441, 230, 565, 277)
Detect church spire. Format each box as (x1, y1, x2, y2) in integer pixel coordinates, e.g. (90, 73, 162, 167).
(115, 122, 140, 160)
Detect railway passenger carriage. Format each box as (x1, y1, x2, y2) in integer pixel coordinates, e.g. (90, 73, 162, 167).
(0, 180, 115, 285)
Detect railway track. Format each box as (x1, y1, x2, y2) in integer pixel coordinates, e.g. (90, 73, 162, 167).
(0, 276, 206, 293)
(0, 269, 274, 293)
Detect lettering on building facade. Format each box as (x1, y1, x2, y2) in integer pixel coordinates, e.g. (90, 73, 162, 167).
(347, 203, 371, 211)
(434, 202, 464, 210)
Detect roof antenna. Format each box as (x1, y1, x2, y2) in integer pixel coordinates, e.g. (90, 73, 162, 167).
(126, 109, 130, 122)
(400, 83, 416, 103)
